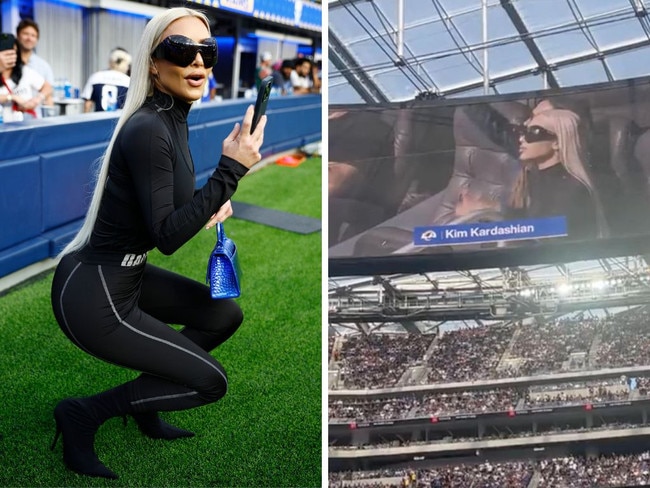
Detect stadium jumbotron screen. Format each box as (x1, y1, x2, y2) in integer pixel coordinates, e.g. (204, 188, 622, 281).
(329, 77, 650, 275)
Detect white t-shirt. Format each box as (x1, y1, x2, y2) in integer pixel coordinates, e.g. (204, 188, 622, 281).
(290, 70, 311, 90)
(0, 65, 45, 122)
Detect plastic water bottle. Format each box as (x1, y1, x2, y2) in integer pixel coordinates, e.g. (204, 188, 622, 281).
(0, 108, 4, 124)
(54, 78, 64, 100)
(63, 80, 72, 99)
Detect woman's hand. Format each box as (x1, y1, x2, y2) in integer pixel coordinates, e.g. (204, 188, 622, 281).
(205, 199, 233, 230)
(222, 105, 266, 169)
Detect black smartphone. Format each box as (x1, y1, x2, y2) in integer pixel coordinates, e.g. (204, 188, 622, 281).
(251, 76, 273, 134)
(0, 33, 15, 51)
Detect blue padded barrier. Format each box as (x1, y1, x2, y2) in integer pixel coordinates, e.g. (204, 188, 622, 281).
(41, 221, 84, 257)
(0, 238, 50, 278)
(0, 95, 321, 278)
(0, 156, 42, 252)
(41, 144, 106, 230)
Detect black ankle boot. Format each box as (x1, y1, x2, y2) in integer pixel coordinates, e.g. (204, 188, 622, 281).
(51, 398, 118, 479)
(130, 412, 195, 440)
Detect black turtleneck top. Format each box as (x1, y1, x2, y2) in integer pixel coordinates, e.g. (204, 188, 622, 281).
(86, 90, 248, 257)
(525, 162, 597, 240)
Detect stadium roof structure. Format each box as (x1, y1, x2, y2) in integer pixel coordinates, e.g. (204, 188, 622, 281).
(328, 255, 650, 335)
(328, 0, 650, 104)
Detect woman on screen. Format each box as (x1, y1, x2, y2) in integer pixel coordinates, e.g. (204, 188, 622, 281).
(509, 108, 607, 239)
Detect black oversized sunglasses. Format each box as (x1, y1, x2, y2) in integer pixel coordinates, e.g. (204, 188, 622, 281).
(151, 35, 218, 68)
(512, 124, 557, 143)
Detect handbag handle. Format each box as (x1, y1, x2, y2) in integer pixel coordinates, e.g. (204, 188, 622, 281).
(216, 221, 224, 244)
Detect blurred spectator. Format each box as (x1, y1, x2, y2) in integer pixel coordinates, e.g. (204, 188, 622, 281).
(454, 185, 502, 220)
(200, 70, 217, 102)
(255, 51, 273, 89)
(272, 59, 293, 95)
(291, 57, 314, 94)
(311, 58, 322, 93)
(16, 19, 53, 117)
(81, 47, 131, 113)
(0, 32, 52, 122)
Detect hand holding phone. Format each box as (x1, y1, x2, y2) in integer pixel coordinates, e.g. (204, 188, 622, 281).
(0, 33, 15, 51)
(251, 76, 273, 134)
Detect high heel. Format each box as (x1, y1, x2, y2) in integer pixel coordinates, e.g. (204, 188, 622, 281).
(130, 412, 195, 440)
(52, 398, 118, 479)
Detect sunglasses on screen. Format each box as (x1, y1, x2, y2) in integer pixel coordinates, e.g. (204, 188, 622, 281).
(512, 124, 557, 143)
(151, 35, 218, 68)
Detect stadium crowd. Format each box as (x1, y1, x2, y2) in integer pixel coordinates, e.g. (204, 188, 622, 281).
(329, 422, 643, 450)
(329, 452, 650, 487)
(537, 452, 650, 487)
(506, 317, 602, 376)
(329, 461, 533, 488)
(524, 383, 630, 408)
(336, 334, 431, 389)
(328, 378, 647, 422)
(596, 308, 650, 368)
(425, 324, 513, 383)
(330, 309, 650, 389)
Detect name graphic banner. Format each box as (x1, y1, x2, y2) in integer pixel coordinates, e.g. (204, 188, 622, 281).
(413, 217, 567, 247)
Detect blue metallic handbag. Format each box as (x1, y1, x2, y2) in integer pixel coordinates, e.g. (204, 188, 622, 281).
(206, 222, 241, 299)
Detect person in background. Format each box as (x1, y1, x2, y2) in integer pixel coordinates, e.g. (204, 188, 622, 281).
(271, 59, 293, 95)
(255, 51, 273, 89)
(199, 69, 217, 103)
(49, 7, 265, 480)
(310, 58, 321, 93)
(16, 18, 53, 116)
(290, 57, 314, 94)
(0, 33, 52, 122)
(82, 47, 131, 112)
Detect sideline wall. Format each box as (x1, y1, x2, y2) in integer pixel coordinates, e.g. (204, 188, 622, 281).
(0, 95, 321, 278)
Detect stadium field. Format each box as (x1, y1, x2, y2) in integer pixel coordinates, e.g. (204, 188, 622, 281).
(0, 156, 322, 487)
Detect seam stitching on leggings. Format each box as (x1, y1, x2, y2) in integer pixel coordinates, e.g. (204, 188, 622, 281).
(131, 391, 199, 405)
(59, 261, 97, 357)
(97, 265, 229, 394)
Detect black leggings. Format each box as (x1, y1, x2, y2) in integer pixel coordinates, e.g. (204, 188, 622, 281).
(51, 253, 243, 413)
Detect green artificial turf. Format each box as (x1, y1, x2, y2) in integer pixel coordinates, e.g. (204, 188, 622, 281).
(0, 157, 323, 487)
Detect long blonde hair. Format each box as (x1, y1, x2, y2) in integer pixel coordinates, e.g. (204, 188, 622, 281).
(60, 8, 210, 256)
(510, 108, 608, 237)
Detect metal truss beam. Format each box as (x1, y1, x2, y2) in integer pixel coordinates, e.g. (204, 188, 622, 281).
(400, 321, 422, 334)
(500, 0, 559, 89)
(329, 0, 371, 9)
(329, 28, 390, 104)
(438, 38, 650, 97)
